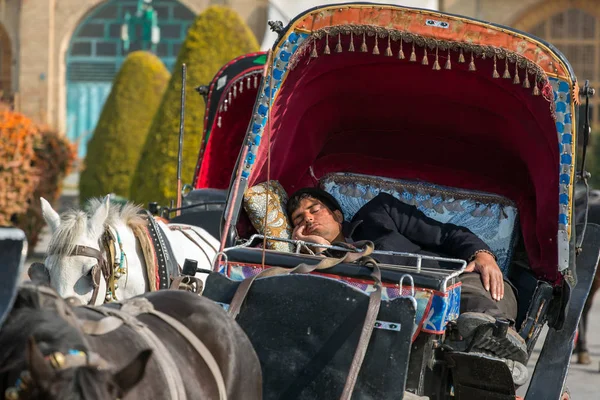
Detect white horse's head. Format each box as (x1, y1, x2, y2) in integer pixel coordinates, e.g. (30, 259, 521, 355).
(41, 196, 111, 305)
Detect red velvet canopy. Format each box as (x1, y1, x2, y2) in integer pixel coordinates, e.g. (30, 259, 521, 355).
(248, 35, 562, 282)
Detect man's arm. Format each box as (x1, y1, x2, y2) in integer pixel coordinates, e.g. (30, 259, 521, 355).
(353, 193, 491, 260)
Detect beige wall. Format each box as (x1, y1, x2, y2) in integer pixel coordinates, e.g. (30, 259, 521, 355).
(16, 0, 268, 132)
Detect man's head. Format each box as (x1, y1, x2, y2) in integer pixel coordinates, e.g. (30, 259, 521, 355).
(287, 188, 344, 243)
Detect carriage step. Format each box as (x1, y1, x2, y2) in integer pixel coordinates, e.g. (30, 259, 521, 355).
(445, 352, 517, 399)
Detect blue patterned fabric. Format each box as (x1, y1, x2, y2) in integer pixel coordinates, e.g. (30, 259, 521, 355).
(320, 173, 519, 274)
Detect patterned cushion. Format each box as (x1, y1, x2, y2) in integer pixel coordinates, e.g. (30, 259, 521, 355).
(243, 181, 294, 252)
(320, 173, 519, 274)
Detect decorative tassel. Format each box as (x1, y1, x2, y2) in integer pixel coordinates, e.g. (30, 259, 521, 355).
(224, 99, 228, 112)
(335, 33, 342, 53)
(458, 47, 465, 63)
(523, 68, 530, 88)
(310, 39, 318, 58)
(349, 31, 355, 52)
(433, 46, 441, 70)
(385, 35, 392, 56)
(533, 82, 540, 96)
(239, 80, 243, 93)
(482, 52, 487, 60)
(422, 46, 429, 65)
(217, 115, 222, 128)
(445, 48, 451, 70)
(503, 57, 511, 79)
(247, 77, 251, 89)
(398, 37, 405, 59)
(410, 42, 416, 62)
(372, 34, 380, 55)
(360, 32, 367, 52)
(233, 85, 237, 98)
(468, 52, 476, 71)
(513, 62, 520, 84)
(254, 75, 258, 88)
(228, 91, 232, 103)
(324, 33, 331, 55)
(492, 54, 499, 78)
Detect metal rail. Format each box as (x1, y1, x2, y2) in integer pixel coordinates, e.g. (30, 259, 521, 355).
(220, 234, 467, 292)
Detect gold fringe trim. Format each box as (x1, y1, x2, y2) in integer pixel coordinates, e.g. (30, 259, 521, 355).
(492, 54, 499, 78)
(422, 46, 429, 65)
(410, 42, 416, 62)
(523, 68, 531, 88)
(385, 35, 392, 56)
(360, 32, 367, 52)
(398, 37, 405, 59)
(513, 62, 520, 84)
(324, 33, 331, 54)
(459, 47, 465, 63)
(469, 52, 476, 71)
(310, 40, 318, 58)
(373, 34, 380, 55)
(336, 33, 342, 53)
(433, 46, 441, 70)
(533, 83, 540, 96)
(349, 31, 355, 52)
(445, 48, 451, 70)
(503, 57, 511, 79)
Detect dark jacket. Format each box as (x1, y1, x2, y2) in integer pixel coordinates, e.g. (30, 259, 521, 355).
(341, 193, 491, 266)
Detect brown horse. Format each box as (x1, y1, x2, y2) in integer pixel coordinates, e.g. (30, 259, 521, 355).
(0, 283, 262, 399)
(574, 188, 600, 364)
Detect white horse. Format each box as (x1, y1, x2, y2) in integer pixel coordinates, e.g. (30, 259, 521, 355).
(38, 195, 219, 305)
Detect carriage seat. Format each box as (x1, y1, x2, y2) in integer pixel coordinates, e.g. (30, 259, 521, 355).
(319, 172, 520, 276)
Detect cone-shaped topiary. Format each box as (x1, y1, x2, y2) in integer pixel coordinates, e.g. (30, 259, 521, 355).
(130, 6, 259, 206)
(79, 51, 170, 203)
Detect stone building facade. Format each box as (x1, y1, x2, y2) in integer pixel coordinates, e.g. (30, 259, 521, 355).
(0, 0, 598, 152)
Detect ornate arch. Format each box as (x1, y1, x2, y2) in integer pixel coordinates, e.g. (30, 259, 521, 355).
(512, 0, 600, 31)
(513, 0, 600, 119)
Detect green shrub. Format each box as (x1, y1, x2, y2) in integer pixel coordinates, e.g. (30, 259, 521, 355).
(79, 51, 170, 203)
(130, 6, 259, 206)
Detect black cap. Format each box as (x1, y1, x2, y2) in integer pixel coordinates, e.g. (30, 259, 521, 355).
(287, 187, 343, 219)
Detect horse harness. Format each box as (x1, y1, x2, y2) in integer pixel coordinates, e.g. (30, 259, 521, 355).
(5, 284, 227, 400)
(64, 213, 182, 305)
(68, 229, 124, 306)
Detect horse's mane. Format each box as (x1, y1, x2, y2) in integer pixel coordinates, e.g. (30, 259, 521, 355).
(48, 198, 147, 256)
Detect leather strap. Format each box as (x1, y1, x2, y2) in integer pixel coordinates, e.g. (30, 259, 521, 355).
(228, 241, 374, 319)
(227, 242, 381, 400)
(340, 260, 382, 400)
(148, 308, 228, 400)
(146, 212, 177, 289)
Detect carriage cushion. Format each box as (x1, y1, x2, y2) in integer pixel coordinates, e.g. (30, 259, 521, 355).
(320, 172, 519, 274)
(243, 180, 294, 252)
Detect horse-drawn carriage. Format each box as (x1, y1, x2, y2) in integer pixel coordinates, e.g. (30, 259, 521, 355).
(160, 52, 268, 239)
(2, 3, 600, 400)
(195, 3, 600, 399)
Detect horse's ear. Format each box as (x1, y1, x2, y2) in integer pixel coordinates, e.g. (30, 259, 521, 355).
(89, 195, 111, 236)
(113, 349, 152, 395)
(41, 197, 60, 233)
(26, 336, 53, 386)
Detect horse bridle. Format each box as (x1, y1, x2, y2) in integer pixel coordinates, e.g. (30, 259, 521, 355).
(69, 244, 110, 306)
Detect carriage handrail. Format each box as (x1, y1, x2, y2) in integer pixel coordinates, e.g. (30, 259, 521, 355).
(223, 234, 467, 284)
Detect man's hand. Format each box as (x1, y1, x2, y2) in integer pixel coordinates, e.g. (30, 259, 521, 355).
(465, 251, 504, 301)
(292, 225, 331, 255)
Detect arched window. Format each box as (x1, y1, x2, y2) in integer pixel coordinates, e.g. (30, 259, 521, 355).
(528, 8, 599, 119)
(66, 0, 195, 158)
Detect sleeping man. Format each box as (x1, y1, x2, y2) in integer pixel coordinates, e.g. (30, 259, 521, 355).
(286, 187, 528, 386)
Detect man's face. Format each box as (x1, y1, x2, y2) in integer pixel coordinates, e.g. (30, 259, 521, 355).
(290, 197, 343, 243)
